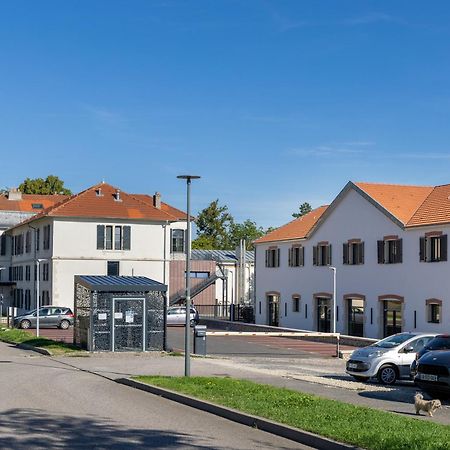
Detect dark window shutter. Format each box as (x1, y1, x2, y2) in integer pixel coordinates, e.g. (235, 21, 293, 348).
(265, 250, 268, 267)
(441, 235, 447, 261)
(377, 240, 384, 264)
(288, 248, 292, 266)
(419, 237, 426, 262)
(397, 239, 403, 263)
(360, 242, 365, 264)
(300, 247, 305, 266)
(123, 226, 131, 250)
(0, 235, 5, 256)
(313, 246, 317, 266)
(343, 243, 348, 264)
(170, 229, 173, 252)
(97, 225, 105, 250)
(277, 248, 280, 267)
(327, 244, 332, 265)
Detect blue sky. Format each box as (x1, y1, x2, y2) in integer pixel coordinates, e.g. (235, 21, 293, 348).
(1, 1, 450, 228)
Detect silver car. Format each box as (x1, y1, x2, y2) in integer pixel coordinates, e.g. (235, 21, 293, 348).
(346, 332, 436, 385)
(166, 306, 199, 327)
(14, 307, 74, 330)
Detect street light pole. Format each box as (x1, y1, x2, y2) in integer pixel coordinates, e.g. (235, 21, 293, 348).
(0, 267, 5, 323)
(35, 258, 49, 338)
(329, 266, 337, 333)
(177, 174, 201, 377)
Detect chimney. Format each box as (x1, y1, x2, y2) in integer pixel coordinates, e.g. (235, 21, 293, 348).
(7, 188, 22, 201)
(114, 189, 122, 202)
(153, 192, 161, 209)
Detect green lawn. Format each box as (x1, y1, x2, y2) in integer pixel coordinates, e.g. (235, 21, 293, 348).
(0, 327, 85, 355)
(135, 376, 450, 450)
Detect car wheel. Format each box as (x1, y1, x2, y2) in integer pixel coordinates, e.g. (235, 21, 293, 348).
(20, 320, 31, 329)
(352, 376, 369, 382)
(59, 320, 70, 330)
(377, 365, 398, 385)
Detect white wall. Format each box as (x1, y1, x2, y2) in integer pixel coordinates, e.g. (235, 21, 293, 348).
(255, 188, 450, 338)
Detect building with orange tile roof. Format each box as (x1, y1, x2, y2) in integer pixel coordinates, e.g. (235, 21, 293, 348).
(255, 181, 450, 341)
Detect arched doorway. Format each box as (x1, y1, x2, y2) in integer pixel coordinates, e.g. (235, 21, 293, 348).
(266, 292, 280, 327)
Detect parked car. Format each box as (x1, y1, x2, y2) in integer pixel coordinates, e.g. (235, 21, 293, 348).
(411, 335, 450, 377)
(346, 332, 436, 385)
(166, 306, 199, 327)
(14, 307, 74, 330)
(414, 350, 450, 398)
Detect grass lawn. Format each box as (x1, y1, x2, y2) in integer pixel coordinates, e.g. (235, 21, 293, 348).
(0, 327, 85, 356)
(135, 376, 450, 450)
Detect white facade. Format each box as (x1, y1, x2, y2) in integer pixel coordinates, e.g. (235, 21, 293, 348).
(255, 187, 449, 339)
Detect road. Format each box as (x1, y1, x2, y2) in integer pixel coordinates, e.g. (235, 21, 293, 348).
(0, 341, 310, 449)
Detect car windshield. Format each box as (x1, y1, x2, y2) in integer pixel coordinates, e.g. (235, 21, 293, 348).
(425, 337, 450, 350)
(371, 333, 417, 348)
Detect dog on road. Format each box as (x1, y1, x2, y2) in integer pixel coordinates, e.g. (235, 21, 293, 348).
(414, 392, 441, 417)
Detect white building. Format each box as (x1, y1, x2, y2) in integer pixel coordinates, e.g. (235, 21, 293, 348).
(0, 183, 187, 312)
(254, 181, 449, 339)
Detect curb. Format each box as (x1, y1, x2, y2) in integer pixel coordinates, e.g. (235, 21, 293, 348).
(17, 343, 52, 356)
(116, 378, 361, 450)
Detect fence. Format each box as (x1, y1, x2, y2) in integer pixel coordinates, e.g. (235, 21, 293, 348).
(195, 304, 254, 323)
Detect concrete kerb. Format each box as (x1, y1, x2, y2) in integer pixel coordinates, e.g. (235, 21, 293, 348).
(116, 378, 361, 450)
(17, 343, 52, 356)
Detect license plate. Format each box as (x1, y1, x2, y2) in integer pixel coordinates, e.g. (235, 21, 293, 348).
(348, 363, 358, 369)
(418, 373, 438, 382)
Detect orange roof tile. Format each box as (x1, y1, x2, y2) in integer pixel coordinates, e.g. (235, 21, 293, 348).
(407, 184, 450, 227)
(12, 183, 186, 228)
(354, 182, 434, 225)
(254, 206, 328, 244)
(132, 194, 187, 220)
(0, 194, 68, 213)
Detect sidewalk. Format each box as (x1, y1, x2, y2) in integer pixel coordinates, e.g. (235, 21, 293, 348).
(53, 351, 450, 425)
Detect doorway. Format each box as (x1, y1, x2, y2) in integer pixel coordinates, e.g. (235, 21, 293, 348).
(347, 298, 364, 337)
(267, 294, 279, 327)
(317, 297, 331, 332)
(113, 297, 145, 351)
(383, 300, 402, 337)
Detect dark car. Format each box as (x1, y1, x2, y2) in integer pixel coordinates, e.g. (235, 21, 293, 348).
(411, 335, 450, 377)
(13, 307, 74, 329)
(414, 350, 450, 398)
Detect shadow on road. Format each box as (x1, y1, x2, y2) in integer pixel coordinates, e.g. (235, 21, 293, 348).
(0, 408, 219, 449)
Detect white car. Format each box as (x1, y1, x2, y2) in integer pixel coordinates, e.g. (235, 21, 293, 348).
(346, 332, 436, 385)
(166, 306, 199, 327)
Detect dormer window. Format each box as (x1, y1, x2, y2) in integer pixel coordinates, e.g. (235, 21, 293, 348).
(95, 188, 103, 197)
(113, 190, 122, 202)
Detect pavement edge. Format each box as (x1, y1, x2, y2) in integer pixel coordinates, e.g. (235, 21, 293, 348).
(116, 377, 361, 450)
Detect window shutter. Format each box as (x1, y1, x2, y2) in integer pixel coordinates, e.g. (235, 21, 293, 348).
(397, 239, 403, 263)
(169, 229, 173, 253)
(277, 248, 280, 267)
(360, 242, 364, 264)
(419, 237, 426, 262)
(327, 244, 332, 265)
(300, 247, 305, 266)
(377, 240, 384, 264)
(123, 226, 131, 250)
(97, 225, 105, 250)
(265, 250, 268, 267)
(343, 243, 348, 264)
(441, 235, 447, 261)
(288, 248, 292, 267)
(313, 246, 317, 266)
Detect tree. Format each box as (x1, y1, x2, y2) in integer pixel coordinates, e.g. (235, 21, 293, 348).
(18, 175, 72, 195)
(192, 199, 233, 250)
(229, 219, 265, 250)
(292, 202, 312, 218)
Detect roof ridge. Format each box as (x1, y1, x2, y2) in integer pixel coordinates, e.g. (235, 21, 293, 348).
(126, 192, 179, 221)
(355, 181, 433, 188)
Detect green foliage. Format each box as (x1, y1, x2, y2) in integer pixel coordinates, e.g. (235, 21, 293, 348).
(18, 175, 72, 195)
(229, 219, 265, 250)
(136, 376, 450, 450)
(292, 202, 312, 218)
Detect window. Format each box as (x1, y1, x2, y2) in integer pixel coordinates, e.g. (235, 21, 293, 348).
(171, 229, 185, 253)
(25, 265, 30, 281)
(36, 228, 40, 251)
(42, 263, 49, 281)
(97, 225, 131, 250)
(186, 271, 209, 278)
(32, 203, 43, 209)
(25, 290, 31, 310)
(25, 231, 31, 253)
(43, 225, 51, 250)
(420, 235, 447, 263)
(292, 296, 300, 312)
(107, 261, 120, 276)
(378, 238, 402, 264)
(265, 248, 280, 268)
(343, 241, 364, 265)
(288, 246, 304, 267)
(0, 234, 6, 255)
(426, 300, 442, 323)
(313, 243, 332, 266)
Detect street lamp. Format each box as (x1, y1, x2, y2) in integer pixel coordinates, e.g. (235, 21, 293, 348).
(35, 258, 49, 337)
(177, 174, 201, 377)
(0, 267, 5, 322)
(329, 266, 337, 333)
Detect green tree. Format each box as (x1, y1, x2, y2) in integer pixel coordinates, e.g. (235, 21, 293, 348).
(229, 219, 265, 250)
(19, 175, 72, 195)
(292, 202, 312, 219)
(192, 199, 233, 250)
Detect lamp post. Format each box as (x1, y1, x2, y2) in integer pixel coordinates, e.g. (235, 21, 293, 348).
(35, 258, 49, 337)
(0, 267, 5, 322)
(177, 174, 201, 377)
(329, 266, 337, 333)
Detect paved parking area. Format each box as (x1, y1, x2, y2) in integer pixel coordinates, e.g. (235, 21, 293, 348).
(28, 327, 74, 343)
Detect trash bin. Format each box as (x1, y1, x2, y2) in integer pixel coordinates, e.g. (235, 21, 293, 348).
(193, 325, 207, 356)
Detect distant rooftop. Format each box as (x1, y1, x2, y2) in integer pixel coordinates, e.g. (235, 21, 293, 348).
(191, 249, 254, 263)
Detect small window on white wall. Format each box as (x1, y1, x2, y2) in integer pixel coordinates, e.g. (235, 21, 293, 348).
(426, 299, 442, 324)
(292, 296, 300, 312)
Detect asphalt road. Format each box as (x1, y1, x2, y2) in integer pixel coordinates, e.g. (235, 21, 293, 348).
(0, 341, 310, 449)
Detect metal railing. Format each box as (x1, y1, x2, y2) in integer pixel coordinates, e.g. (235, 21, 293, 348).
(195, 304, 254, 323)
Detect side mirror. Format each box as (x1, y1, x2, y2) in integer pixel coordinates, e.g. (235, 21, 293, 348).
(403, 345, 414, 353)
